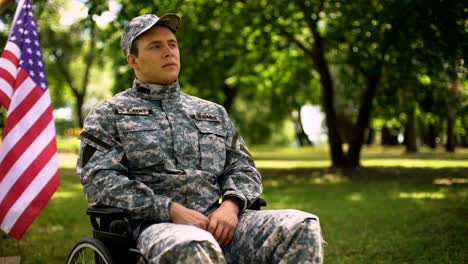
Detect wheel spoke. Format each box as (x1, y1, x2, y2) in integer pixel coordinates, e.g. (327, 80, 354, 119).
(67, 239, 112, 264)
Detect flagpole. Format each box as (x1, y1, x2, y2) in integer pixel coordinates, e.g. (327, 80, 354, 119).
(11, 0, 25, 26)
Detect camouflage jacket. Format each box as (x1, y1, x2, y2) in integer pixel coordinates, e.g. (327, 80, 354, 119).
(76, 80, 262, 223)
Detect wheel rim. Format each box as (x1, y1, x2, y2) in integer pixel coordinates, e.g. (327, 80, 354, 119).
(68, 243, 110, 264)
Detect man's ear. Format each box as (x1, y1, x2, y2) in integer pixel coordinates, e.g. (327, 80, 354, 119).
(127, 54, 138, 70)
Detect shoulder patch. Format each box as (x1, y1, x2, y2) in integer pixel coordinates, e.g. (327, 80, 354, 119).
(115, 108, 153, 116)
(80, 131, 112, 150)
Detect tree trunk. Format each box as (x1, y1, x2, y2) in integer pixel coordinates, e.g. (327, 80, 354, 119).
(460, 133, 468, 148)
(222, 83, 237, 113)
(347, 71, 382, 167)
(404, 107, 418, 152)
(295, 107, 312, 146)
(446, 108, 456, 152)
(335, 112, 354, 144)
(446, 79, 458, 152)
(310, 24, 345, 167)
(365, 128, 375, 145)
(427, 123, 437, 149)
(381, 125, 399, 145)
(75, 94, 85, 128)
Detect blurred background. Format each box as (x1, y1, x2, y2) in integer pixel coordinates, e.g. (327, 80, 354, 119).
(0, 0, 466, 160)
(0, 0, 467, 263)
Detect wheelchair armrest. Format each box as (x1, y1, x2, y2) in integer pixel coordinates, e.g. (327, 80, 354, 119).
(247, 198, 267, 210)
(87, 206, 130, 233)
(87, 206, 128, 219)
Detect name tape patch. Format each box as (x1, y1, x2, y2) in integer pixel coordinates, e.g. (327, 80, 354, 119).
(191, 112, 221, 122)
(115, 108, 153, 116)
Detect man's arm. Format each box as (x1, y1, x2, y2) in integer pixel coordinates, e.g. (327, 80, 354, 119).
(206, 106, 263, 246)
(218, 107, 263, 212)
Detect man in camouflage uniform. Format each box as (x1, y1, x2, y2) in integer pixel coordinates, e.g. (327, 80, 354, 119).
(77, 13, 323, 263)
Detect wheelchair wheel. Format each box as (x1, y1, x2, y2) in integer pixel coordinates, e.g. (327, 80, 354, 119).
(66, 237, 115, 264)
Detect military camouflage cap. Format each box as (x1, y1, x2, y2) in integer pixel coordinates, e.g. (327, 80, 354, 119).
(121, 13, 181, 56)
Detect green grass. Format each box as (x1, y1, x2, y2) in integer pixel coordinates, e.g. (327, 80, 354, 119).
(1, 146, 467, 263)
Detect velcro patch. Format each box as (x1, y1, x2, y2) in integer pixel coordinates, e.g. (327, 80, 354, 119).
(191, 112, 221, 122)
(115, 108, 153, 116)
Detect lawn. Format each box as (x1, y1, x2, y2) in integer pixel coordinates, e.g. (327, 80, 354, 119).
(1, 146, 467, 263)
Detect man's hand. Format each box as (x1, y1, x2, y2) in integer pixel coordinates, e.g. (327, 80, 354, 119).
(208, 198, 241, 247)
(170, 202, 209, 230)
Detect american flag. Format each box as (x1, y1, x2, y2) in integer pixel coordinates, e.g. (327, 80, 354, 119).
(0, 0, 59, 239)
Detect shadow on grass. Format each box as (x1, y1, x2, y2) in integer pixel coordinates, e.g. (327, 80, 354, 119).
(259, 166, 468, 263)
(2, 165, 466, 263)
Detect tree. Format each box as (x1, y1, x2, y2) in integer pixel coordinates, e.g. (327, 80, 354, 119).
(239, 0, 412, 167)
(39, 0, 110, 128)
(240, 0, 468, 165)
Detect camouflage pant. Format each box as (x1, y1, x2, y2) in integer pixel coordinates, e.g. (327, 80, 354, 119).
(137, 209, 323, 264)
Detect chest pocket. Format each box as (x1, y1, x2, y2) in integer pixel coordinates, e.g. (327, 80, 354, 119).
(193, 119, 226, 175)
(116, 116, 166, 169)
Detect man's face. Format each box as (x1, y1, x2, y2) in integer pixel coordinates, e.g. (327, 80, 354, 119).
(128, 25, 180, 84)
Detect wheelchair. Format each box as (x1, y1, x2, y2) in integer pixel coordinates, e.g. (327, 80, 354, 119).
(66, 198, 267, 264)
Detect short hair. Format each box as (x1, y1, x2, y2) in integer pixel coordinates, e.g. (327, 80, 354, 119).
(129, 38, 139, 56)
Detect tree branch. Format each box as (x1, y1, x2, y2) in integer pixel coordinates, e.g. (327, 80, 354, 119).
(45, 29, 79, 95)
(297, 0, 325, 32)
(277, 25, 314, 58)
(80, 18, 97, 97)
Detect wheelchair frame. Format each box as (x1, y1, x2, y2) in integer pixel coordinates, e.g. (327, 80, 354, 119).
(66, 198, 267, 264)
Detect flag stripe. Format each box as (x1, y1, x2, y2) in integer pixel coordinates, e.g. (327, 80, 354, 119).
(0, 105, 52, 192)
(0, 87, 52, 165)
(0, 131, 56, 223)
(8, 170, 59, 239)
(0, 82, 12, 108)
(1, 49, 20, 67)
(8, 69, 33, 113)
(4, 41, 21, 62)
(1, 151, 58, 234)
(3, 77, 42, 137)
(0, 68, 15, 87)
(0, 56, 18, 78)
(0, 120, 56, 203)
(0, 77, 14, 101)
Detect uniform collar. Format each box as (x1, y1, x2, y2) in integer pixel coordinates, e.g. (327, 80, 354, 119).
(132, 79, 180, 101)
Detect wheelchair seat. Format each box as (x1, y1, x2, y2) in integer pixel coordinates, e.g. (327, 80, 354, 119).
(66, 206, 143, 264)
(66, 198, 267, 264)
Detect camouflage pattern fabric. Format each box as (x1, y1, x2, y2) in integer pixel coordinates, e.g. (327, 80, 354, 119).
(137, 223, 224, 263)
(223, 209, 323, 264)
(77, 79, 262, 222)
(77, 79, 324, 263)
(137, 209, 323, 264)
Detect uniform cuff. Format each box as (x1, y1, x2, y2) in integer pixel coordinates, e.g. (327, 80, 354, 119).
(223, 192, 247, 213)
(151, 197, 173, 223)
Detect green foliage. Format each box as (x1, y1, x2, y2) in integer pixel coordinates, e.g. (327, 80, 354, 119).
(1, 0, 467, 147)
